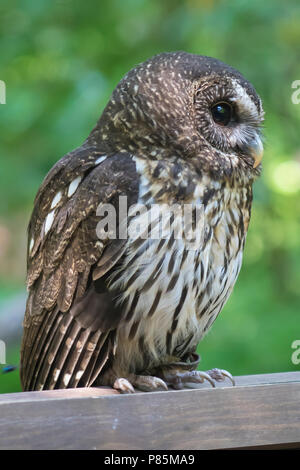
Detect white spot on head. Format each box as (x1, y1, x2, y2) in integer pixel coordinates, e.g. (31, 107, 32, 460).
(50, 191, 62, 209)
(95, 155, 107, 165)
(67, 176, 82, 197)
(45, 210, 55, 234)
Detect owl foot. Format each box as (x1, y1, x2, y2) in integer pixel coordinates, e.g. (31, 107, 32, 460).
(113, 374, 168, 393)
(112, 366, 234, 393)
(163, 370, 216, 389)
(162, 368, 235, 389)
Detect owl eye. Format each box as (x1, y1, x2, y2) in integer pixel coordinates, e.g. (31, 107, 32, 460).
(211, 102, 233, 126)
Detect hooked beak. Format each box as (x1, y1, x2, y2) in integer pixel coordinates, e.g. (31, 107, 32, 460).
(250, 135, 264, 168)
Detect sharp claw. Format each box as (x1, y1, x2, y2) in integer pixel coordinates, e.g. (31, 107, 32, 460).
(131, 375, 169, 392)
(180, 370, 215, 388)
(220, 369, 235, 386)
(113, 378, 135, 394)
(152, 377, 169, 391)
(196, 371, 215, 388)
(206, 368, 235, 386)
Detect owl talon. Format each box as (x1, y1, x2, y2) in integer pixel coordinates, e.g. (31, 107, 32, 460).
(130, 374, 169, 392)
(165, 370, 215, 388)
(113, 377, 135, 394)
(206, 368, 235, 386)
(184, 370, 216, 388)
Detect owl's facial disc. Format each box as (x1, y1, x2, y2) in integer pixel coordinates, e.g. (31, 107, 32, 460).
(195, 76, 264, 169)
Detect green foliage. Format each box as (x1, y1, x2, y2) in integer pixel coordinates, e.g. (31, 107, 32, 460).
(0, 0, 299, 393)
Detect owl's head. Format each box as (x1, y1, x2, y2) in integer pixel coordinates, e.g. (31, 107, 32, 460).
(92, 52, 264, 178)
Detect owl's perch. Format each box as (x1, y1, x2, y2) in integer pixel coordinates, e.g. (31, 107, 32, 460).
(0, 371, 300, 450)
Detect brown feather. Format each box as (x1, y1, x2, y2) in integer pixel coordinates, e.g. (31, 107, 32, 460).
(20, 151, 139, 391)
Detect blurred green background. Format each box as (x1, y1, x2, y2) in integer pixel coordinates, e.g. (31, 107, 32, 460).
(0, 0, 299, 393)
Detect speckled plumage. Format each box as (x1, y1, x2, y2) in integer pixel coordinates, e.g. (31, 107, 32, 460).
(20, 52, 264, 392)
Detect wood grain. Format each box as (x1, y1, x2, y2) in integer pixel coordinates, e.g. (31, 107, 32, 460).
(0, 372, 300, 450)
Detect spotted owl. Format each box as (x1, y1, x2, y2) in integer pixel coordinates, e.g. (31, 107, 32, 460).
(20, 52, 264, 392)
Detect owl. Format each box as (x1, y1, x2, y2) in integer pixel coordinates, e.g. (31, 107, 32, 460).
(20, 52, 264, 393)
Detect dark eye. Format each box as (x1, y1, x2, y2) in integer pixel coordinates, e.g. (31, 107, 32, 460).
(211, 102, 233, 126)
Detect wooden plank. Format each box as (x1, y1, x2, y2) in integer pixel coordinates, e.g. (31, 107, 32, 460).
(1, 371, 299, 404)
(0, 372, 300, 450)
(0, 386, 119, 404)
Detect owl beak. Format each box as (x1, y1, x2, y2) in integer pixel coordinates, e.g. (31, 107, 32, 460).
(251, 136, 264, 168)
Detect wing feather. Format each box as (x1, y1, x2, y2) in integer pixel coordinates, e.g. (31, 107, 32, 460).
(21, 149, 139, 390)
